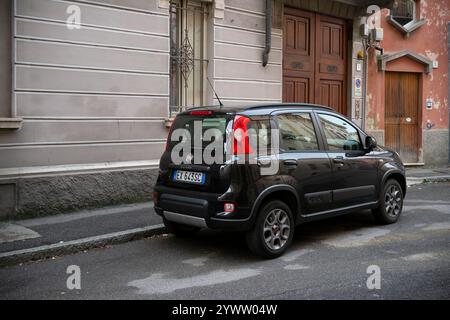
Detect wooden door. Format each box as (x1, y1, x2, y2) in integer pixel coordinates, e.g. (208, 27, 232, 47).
(315, 14, 347, 115)
(283, 8, 314, 103)
(283, 8, 347, 115)
(385, 72, 420, 163)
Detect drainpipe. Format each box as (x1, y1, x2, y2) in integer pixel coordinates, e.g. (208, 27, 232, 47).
(362, 48, 368, 131)
(448, 23, 450, 164)
(262, 0, 272, 67)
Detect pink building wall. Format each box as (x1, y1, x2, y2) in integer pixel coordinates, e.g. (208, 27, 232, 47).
(366, 0, 449, 163)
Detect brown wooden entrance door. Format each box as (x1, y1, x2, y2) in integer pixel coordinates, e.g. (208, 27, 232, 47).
(283, 8, 347, 115)
(385, 72, 420, 163)
(283, 8, 315, 104)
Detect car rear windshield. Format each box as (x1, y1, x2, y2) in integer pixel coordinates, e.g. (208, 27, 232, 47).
(167, 114, 230, 151)
(166, 113, 274, 160)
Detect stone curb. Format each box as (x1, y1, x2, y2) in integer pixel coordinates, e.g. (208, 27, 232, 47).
(0, 224, 166, 268)
(406, 175, 450, 187)
(406, 175, 450, 184)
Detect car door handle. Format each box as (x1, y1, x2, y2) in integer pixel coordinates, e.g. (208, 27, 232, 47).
(333, 156, 345, 166)
(283, 159, 298, 167)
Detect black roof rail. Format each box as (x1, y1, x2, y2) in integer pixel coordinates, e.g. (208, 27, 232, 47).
(244, 103, 334, 111)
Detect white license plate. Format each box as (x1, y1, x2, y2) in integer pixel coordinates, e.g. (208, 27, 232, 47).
(172, 170, 205, 185)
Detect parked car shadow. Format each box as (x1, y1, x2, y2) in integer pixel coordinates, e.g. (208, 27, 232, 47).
(157, 209, 381, 261)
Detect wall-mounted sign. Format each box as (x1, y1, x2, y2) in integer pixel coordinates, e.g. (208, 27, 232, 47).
(354, 77, 362, 98)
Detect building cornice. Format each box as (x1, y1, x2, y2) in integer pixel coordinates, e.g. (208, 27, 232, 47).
(377, 50, 433, 73)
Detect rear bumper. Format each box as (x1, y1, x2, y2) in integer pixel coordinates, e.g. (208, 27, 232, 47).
(163, 211, 207, 228)
(154, 185, 253, 231)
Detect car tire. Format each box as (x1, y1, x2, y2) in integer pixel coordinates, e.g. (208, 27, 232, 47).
(372, 179, 404, 225)
(246, 200, 294, 259)
(163, 217, 201, 237)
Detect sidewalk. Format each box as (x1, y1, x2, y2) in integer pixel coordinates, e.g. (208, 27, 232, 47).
(406, 166, 450, 186)
(0, 202, 164, 266)
(1, 166, 449, 267)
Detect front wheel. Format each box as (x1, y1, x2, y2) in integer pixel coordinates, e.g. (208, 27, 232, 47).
(246, 200, 294, 259)
(372, 179, 404, 224)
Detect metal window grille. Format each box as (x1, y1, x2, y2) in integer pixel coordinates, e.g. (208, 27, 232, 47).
(170, 0, 209, 114)
(391, 0, 415, 26)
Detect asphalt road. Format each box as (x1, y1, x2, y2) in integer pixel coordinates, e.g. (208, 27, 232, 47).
(1, 183, 449, 300)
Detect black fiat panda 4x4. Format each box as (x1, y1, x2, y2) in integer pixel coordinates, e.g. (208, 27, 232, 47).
(153, 103, 406, 258)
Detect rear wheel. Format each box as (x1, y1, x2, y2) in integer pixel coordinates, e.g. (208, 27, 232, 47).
(163, 217, 201, 237)
(246, 200, 294, 259)
(372, 179, 404, 224)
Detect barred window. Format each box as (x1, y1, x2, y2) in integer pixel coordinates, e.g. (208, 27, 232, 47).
(391, 0, 416, 26)
(170, 0, 209, 114)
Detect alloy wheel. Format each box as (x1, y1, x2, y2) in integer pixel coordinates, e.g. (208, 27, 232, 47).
(385, 184, 402, 217)
(263, 208, 291, 251)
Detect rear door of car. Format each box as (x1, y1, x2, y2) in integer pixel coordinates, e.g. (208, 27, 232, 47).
(273, 109, 333, 214)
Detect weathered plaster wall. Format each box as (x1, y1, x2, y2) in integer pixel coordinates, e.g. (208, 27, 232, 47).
(366, 0, 450, 149)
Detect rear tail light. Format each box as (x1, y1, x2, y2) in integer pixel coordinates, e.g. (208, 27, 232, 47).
(152, 191, 159, 204)
(224, 202, 235, 213)
(232, 115, 253, 155)
(164, 116, 176, 151)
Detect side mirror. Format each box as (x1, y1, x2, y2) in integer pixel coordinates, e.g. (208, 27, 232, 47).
(365, 135, 377, 151)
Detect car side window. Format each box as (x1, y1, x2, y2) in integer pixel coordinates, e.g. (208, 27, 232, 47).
(276, 113, 319, 151)
(254, 119, 273, 155)
(317, 114, 363, 151)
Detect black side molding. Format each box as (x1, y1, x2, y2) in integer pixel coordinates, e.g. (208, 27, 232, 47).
(333, 185, 376, 202)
